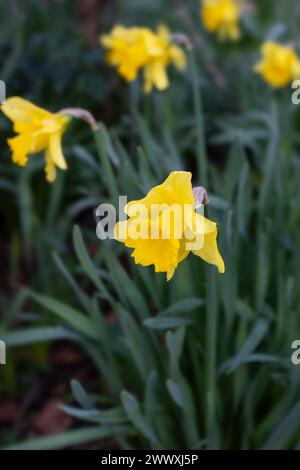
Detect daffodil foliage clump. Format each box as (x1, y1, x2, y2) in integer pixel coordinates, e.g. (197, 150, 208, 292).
(1, 0, 300, 451)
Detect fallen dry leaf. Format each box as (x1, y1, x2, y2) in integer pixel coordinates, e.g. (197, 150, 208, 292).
(31, 399, 72, 435)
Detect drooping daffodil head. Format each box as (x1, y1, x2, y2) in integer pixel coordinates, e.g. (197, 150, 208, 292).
(142, 25, 187, 93)
(101, 26, 152, 82)
(254, 41, 300, 88)
(100, 25, 186, 93)
(201, 0, 242, 41)
(1, 97, 70, 182)
(115, 171, 225, 280)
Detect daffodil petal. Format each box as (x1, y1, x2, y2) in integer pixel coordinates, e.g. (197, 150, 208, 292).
(131, 236, 179, 275)
(47, 132, 67, 169)
(152, 62, 169, 91)
(7, 133, 32, 166)
(44, 147, 57, 183)
(169, 46, 187, 70)
(1, 97, 51, 124)
(192, 229, 225, 273)
(126, 171, 194, 216)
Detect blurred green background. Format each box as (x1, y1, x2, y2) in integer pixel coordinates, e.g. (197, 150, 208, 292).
(1, 0, 300, 450)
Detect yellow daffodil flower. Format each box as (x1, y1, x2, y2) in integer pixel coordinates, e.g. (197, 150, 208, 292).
(142, 25, 186, 93)
(254, 42, 300, 88)
(100, 25, 186, 93)
(201, 0, 241, 41)
(115, 171, 225, 280)
(101, 26, 151, 82)
(1, 97, 70, 182)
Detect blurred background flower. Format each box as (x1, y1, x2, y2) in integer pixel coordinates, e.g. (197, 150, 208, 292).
(2, 97, 70, 182)
(200, 0, 244, 41)
(254, 41, 300, 87)
(101, 25, 186, 92)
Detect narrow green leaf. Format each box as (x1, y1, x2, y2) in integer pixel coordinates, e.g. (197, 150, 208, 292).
(262, 400, 300, 450)
(226, 317, 271, 374)
(30, 291, 98, 340)
(121, 391, 160, 446)
(166, 379, 183, 408)
(144, 316, 193, 330)
(3, 426, 128, 450)
(71, 379, 94, 410)
(117, 306, 154, 379)
(73, 225, 113, 303)
(159, 297, 204, 316)
(2, 326, 78, 347)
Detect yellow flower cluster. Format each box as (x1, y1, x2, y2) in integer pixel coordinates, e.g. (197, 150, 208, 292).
(254, 41, 300, 88)
(199, 0, 300, 88)
(201, 0, 242, 41)
(101, 25, 186, 93)
(1, 97, 70, 182)
(115, 171, 225, 280)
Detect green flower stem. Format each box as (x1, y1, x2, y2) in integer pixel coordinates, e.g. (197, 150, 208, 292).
(205, 265, 218, 442)
(203, 200, 218, 441)
(189, 48, 208, 186)
(258, 102, 279, 216)
(93, 124, 119, 205)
